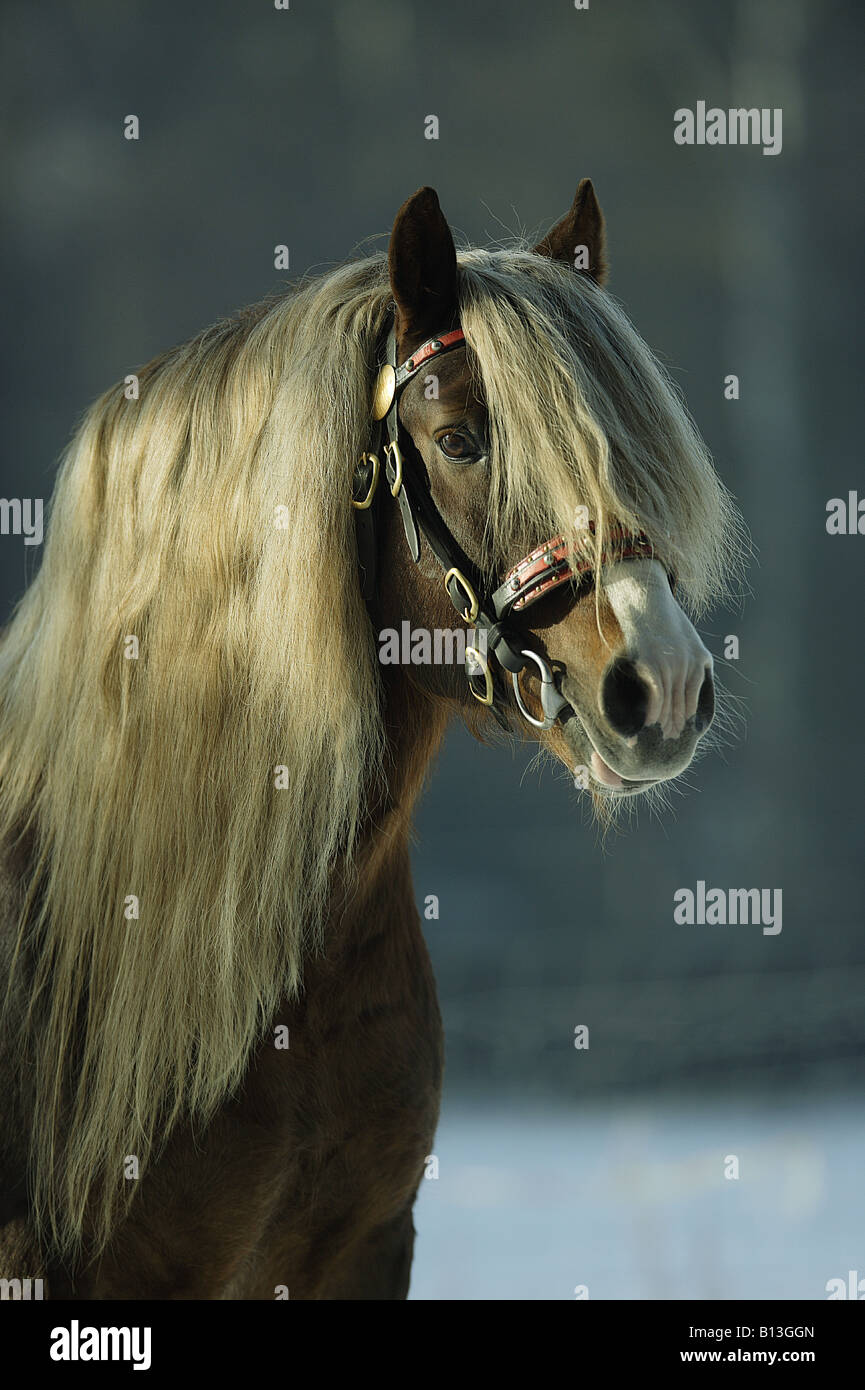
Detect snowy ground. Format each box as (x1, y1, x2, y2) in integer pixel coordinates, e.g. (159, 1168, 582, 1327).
(410, 1090, 864, 1300)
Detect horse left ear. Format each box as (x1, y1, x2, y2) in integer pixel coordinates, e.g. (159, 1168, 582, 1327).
(388, 186, 459, 348)
(533, 178, 608, 285)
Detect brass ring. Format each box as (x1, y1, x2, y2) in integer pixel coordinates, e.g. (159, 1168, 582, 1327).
(385, 441, 404, 498)
(350, 453, 380, 510)
(444, 567, 479, 623)
(465, 645, 494, 706)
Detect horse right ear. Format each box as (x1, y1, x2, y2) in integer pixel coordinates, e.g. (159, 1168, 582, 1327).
(388, 187, 459, 349)
(533, 178, 608, 285)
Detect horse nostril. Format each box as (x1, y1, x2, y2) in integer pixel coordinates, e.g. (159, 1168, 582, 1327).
(601, 658, 649, 738)
(695, 670, 715, 733)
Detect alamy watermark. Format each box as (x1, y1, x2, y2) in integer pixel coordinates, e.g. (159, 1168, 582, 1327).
(0, 1277, 44, 1300)
(674, 881, 782, 935)
(50, 1321, 151, 1370)
(826, 1270, 865, 1299)
(378, 622, 488, 666)
(674, 103, 782, 157)
(0, 498, 43, 546)
(826, 492, 865, 534)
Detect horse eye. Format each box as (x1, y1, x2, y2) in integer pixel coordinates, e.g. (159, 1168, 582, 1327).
(437, 431, 475, 460)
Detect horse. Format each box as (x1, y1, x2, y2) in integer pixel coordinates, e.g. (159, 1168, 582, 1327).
(0, 180, 742, 1299)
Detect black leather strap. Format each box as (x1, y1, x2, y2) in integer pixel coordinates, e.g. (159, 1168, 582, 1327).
(355, 318, 569, 726)
(351, 455, 381, 601)
(380, 329, 529, 677)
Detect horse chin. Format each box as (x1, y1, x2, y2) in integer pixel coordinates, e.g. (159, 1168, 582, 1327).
(555, 707, 668, 798)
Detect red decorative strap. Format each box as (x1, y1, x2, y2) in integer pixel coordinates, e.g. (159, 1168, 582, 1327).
(395, 329, 466, 389)
(499, 524, 656, 614)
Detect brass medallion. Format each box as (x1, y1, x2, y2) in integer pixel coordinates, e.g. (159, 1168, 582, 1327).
(371, 364, 396, 421)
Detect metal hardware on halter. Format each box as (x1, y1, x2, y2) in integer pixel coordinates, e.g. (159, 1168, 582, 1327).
(511, 650, 571, 729)
(350, 452, 380, 510)
(444, 567, 479, 624)
(371, 327, 466, 422)
(372, 364, 396, 421)
(465, 644, 494, 706)
(383, 440, 403, 498)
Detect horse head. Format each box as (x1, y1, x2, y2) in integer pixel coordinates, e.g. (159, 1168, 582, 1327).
(366, 184, 727, 798)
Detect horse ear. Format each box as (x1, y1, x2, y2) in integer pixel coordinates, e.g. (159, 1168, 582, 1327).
(388, 187, 459, 348)
(533, 178, 608, 285)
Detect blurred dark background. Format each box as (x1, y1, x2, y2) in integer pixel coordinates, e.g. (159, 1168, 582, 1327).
(2, 0, 862, 1297)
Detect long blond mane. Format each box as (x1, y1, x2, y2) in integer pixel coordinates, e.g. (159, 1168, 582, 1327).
(0, 247, 741, 1259)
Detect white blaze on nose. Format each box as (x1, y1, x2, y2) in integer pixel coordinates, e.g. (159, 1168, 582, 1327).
(603, 559, 712, 740)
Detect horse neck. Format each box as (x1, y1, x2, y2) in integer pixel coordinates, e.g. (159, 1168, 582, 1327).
(351, 665, 450, 895)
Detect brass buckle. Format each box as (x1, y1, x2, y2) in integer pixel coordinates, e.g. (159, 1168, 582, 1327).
(384, 440, 404, 498)
(465, 645, 493, 706)
(351, 452, 380, 510)
(444, 567, 479, 623)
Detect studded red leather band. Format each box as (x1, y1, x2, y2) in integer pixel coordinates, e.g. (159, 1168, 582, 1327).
(395, 329, 466, 390)
(497, 524, 657, 615)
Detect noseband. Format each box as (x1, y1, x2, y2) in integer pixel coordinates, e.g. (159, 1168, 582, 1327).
(352, 317, 660, 731)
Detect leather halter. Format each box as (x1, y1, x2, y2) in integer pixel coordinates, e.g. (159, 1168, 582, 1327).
(352, 317, 661, 730)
